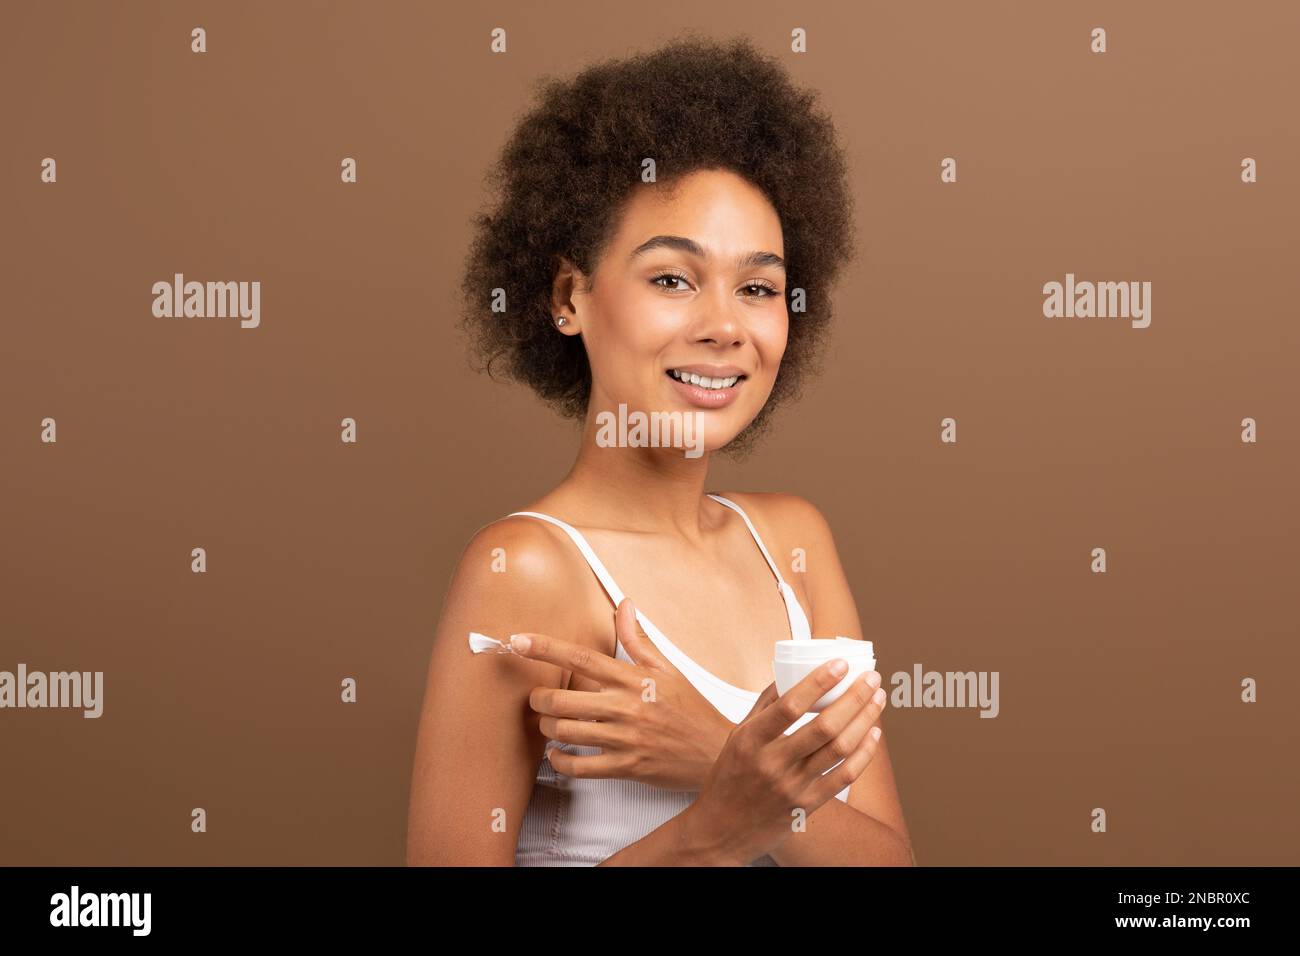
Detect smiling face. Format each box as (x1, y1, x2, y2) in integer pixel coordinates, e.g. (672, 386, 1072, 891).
(554, 167, 789, 453)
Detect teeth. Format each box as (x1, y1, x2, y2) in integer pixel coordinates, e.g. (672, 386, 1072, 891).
(670, 369, 740, 390)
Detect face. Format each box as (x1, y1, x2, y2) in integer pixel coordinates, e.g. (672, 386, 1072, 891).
(556, 167, 788, 453)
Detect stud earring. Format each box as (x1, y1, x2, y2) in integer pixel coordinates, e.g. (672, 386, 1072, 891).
(555, 316, 568, 328)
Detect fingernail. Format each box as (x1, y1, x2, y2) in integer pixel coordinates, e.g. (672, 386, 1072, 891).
(865, 670, 881, 689)
(509, 634, 531, 654)
(829, 658, 848, 677)
(872, 687, 886, 706)
(869, 726, 882, 742)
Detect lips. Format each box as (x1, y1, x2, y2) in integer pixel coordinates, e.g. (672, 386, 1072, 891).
(665, 365, 747, 409)
(667, 368, 741, 390)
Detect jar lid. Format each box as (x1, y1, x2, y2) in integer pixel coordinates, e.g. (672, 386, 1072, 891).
(774, 637, 875, 662)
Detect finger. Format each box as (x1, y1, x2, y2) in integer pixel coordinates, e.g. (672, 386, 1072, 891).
(747, 658, 851, 743)
(741, 680, 779, 723)
(529, 685, 627, 721)
(545, 746, 630, 781)
(780, 671, 883, 764)
(613, 598, 672, 671)
(795, 672, 886, 777)
(537, 714, 630, 750)
(802, 722, 883, 810)
(509, 632, 634, 688)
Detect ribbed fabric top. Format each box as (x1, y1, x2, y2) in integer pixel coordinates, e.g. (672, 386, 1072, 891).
(507, 493, 849, 866)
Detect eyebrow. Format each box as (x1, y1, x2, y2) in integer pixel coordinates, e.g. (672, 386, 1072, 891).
(628, 235, 785, 272)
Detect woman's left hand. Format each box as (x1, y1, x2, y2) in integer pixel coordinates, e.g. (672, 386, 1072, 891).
(510, 598, 734, 791)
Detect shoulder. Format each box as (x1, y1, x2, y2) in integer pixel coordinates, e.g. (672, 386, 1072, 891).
(457, 514, 580, 580)
(443, 513, 602, 636)
(713, 491, 836, 548)
(451, 514, 590, 594)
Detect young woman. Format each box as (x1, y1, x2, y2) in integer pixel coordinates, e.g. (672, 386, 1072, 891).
(407, 35, 913, 866)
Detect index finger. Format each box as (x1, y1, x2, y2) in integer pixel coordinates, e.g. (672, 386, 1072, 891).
(508, 632, 634, 688)
(745, 658, 849, 743)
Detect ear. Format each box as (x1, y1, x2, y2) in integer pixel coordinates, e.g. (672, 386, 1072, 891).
(550, 255, 585, 336)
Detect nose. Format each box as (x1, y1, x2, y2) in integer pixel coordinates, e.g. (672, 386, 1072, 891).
(688, 285, 747, 349)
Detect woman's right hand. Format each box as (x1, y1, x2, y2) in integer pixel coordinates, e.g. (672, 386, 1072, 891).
(679, 659, 886, 865)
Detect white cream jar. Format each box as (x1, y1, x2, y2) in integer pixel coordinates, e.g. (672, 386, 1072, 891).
(773, 637, 876, 713)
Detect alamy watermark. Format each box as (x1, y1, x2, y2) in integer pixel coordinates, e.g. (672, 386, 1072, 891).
(152, 273, 260, 328)
(0, 664, 103, 718)
(594, 403, 704, 459)
(889, 663, 999, 718)
(50, 886, 150, 936)
(1043, 272, 1151, 328)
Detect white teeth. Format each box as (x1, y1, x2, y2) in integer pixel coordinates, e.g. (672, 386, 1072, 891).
(670, 369, 741, 389)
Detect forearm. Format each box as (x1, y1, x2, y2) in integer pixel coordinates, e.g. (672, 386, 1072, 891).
(598, 805, 739, 866)
(683, 720, 910, 866)
(767, 797, 914, 867)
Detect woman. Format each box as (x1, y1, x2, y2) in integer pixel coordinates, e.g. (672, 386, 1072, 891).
(407, 35, 913, 866)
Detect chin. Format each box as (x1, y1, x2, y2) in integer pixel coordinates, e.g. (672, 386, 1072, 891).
(692, 409, 753, 448)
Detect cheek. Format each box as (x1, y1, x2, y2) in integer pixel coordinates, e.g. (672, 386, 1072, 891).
(758, 317, 790, 374)
(585, 289, 675, 386)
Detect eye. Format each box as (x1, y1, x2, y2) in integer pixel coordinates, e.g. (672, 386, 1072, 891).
(740, 281, 779, 298)
(650, 270, 692, 292)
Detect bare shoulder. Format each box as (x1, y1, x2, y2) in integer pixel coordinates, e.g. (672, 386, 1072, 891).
(714, 490, 835, 548)
(442, 513, 610, 654)
(450, 514, 588, 615)
(455, 514, 582, 585)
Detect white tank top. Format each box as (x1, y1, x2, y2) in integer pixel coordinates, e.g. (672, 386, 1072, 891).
(507, 493, 850, 866)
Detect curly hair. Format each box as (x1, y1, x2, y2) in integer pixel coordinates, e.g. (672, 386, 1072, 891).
(459, 33, 856, 452)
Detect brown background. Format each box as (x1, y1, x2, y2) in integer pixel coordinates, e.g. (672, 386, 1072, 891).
(2, 1, 1297, 865)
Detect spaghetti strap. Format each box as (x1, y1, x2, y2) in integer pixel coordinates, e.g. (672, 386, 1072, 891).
(506, 509, 752, 696)
(707, 494, 813, 642)
(507, 496, 813, 651)
(707, 494, 786, 583)
(507, 511, 628, 607)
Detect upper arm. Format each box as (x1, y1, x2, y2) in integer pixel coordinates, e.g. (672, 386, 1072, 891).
(733, 492, 913, 854)
(405, 517, 590, 865)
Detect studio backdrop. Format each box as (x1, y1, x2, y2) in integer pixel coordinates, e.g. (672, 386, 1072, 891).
(3, 0, 1297, 865)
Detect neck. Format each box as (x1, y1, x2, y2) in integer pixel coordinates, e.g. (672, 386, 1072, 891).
(559, 408, 715, 536)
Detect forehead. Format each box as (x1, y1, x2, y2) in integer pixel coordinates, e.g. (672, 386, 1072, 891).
(610, 168, 784, 256)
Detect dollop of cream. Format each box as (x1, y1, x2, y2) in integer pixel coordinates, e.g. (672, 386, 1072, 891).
(468, 631, 515, 654)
